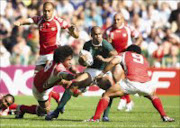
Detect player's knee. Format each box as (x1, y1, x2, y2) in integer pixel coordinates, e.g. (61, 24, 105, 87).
(101, 95, 110, 102)
(97, 77, 112, 90)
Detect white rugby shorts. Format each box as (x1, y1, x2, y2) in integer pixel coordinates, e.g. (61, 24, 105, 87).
(32, 85, 53, 101)
(84, 68, 112, 80)
(35, 54, 53, 66)
(119, 79, 156, 96)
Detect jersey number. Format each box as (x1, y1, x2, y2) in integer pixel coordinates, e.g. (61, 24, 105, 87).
(132, 53, 144, 64)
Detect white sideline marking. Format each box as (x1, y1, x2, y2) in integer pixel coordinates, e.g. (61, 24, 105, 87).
(0, 124, 178, 128)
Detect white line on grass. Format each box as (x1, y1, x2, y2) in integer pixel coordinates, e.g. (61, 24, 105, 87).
(0, 124, 178, 128)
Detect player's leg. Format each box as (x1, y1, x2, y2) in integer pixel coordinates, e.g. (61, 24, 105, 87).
(102, 65, 125, 121)
(35, 89, 53, 116)
(53, 72, 92, 113)
(131, 80, 174, 122)
(102, 98, 113, 121)
(15, 104, 39, 118)
(45, 72, 92, 120)
(144, 94, 175, 122)
(37, 100, 50, 116)
(124, 95, 134, 112)
(16, 86, 52, 118)
(113, 65, 133, 111)
(88, 80, 125, 121)
(16, 100, 50, 118)
(34, 54, 53, 74)
(97, 75, 113, 122)
(48, 91, 60, 103)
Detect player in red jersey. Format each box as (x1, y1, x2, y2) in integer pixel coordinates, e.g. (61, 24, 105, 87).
(15, 45, 74, 118)
(0, 93, 59, 116)
(104, 13, 142, 53)
(86, 45, 174, 122)
(14, 2, 79, 73)
(0, 94, 17, 116)
(15, 45, 91, 118)
(102, 13, 143, 120)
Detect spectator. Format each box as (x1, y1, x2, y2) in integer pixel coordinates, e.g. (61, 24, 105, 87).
(0, 0, 179, 68)
(11, 35, 31, 65)
(0, 41, 11, 67)
(56, 0, 74, 17)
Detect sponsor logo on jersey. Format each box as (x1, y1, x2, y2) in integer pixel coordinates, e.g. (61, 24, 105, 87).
(116, 30, 121, 33)
(123, 33, 127, 37)
(51, 27, 56, 31)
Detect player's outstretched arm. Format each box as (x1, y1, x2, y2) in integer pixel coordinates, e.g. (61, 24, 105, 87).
(97, 56, 121, 80)
(68, 25, 79, 38)
(14, 18, 34, 26)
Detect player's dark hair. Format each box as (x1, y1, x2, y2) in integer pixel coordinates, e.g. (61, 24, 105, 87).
(43, 1, 55, 9)
(4, 94, 15, 104)
(53, 45, 73, 63)
(126, 45, 141, 54)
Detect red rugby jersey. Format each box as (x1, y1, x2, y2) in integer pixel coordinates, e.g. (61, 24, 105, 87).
(104, 24, 139, 53)
(33, 61, 70, 93)
(32, 16, 70, 55)
(120, 51, 150, 83)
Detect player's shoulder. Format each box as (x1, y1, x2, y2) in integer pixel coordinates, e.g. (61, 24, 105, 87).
(54, 16, 63, 22)
(84, 40, 92, 46)
(124, 24, 136, 31)
(102, 39, 111, 45)
(124, 51, 133, 58)
(56, 63, 67, 72)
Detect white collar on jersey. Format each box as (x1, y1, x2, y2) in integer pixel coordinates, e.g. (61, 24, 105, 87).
(92, 40, 102, 47)
(116, 23, 124, 29)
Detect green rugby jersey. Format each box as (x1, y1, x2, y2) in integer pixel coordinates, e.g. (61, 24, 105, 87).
(83, 39, 115, 70)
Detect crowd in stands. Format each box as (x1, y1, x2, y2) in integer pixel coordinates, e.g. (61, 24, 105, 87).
(0, 0, 179, 68)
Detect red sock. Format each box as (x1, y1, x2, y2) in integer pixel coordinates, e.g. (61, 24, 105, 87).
(9, 103, 18, 110)
(93, 98, 109, 120)
(20, 105, 37, 114)
(151, 97, 166, 117)
(124, 95, 131, 103)
(49, 91, 60, 103)
(121, 95, 126, 100)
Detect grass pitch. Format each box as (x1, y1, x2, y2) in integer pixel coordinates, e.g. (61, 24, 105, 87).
(0, 95, 179, 128)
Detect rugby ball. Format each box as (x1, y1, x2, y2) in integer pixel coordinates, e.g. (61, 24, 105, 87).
(78, 50, 93, 66)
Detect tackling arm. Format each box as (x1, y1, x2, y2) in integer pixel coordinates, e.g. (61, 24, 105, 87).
(101, 56, 122, 75)
(103, 50, 118, 62)
(43, 72, 75, 90)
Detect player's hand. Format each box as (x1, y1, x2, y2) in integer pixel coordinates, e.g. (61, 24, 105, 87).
(94, 73, 104, 81)
(14, 21, 21, 26)
(78, 55, 88, 67)
(96, 55, 105, 62)
(61, 79, 72, 89)
(68, 25, 79, 38)
(69, 25, 76, 32)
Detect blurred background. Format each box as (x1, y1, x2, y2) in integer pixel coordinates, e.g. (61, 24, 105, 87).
(0, 0, 179, 68)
